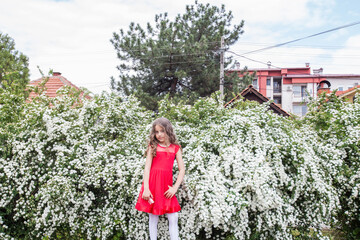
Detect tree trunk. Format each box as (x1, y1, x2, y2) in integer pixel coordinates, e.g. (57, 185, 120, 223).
(170, 77, 178, 97)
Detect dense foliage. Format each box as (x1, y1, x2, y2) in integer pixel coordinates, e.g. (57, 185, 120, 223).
(157, 96, 341, 240)
(110, 1, 244, 110)
(1, 87, 359, 239)
(0, 32, 30, 98)
(304, 92, 360, 239)
(0, 89, 151, 239)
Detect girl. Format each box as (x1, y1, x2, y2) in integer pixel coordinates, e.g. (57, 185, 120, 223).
(135, 117, 185, 240)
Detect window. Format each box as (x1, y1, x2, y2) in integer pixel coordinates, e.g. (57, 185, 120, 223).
(253, 78, 258, 89)
(348, 86, 353, 90)
(338, 87, 343, 91)
(293, 104, 308, 116)
(293, 85, 307, 98)
(266, 77, 271, 86)
(273, 97, 281, 104)
(273, 78, 281, 93)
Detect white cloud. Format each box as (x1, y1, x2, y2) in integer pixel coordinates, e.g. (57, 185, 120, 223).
(328, 34, 360, 74)
(0, 0, 358, 94)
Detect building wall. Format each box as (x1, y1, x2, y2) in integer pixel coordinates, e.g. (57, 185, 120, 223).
(234, 68, 360, 116)
(266, 77, 273, 99)
(328, 78, 360, 91)
(282, 83, 313, 114)
(282, 84, 293, 113)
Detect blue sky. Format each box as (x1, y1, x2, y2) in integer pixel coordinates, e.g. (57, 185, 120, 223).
(1, 0, 360, 94)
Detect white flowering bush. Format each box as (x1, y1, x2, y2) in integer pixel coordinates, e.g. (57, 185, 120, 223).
(0, 89, 153, 239)
(304, 92, 360, 239)
(0, 83, 30, 240)
(0, 88, 358, 239)
(157, 96, 341, 240)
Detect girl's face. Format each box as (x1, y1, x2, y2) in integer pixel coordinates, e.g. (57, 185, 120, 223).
(155, 125, 169, 144)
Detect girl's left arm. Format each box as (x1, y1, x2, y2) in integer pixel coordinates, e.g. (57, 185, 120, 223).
(164, 148, 185, 198)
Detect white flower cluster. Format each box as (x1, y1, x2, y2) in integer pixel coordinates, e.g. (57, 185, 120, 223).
(0, 91, 358, 239)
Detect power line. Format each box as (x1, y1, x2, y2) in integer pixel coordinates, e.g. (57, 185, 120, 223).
(117, 41, 221, 53)
(240, 21, 360, 55)
(231, 51, 360, 59)
(84, 83, 111, 86)
(118, 58, 220, 72)
(116, 54, 242, 72)
(133, 50, 218, 61)
(119, 54, 242, 70)
(27, 41, 221, 58)
(232, 42, 360, 50)
(227, 50, 282, 69)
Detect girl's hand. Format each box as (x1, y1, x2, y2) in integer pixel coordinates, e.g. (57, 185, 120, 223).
(164, 185, 177, 199)
(142, 188, 153, 201)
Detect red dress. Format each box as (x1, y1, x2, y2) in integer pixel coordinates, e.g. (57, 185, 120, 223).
(135, 144, 181, 215)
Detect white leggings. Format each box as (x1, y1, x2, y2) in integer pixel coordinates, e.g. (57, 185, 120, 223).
(149, 212, 179, 240)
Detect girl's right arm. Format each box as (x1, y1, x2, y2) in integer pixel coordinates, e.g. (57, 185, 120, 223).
(142, 146, 154, 201)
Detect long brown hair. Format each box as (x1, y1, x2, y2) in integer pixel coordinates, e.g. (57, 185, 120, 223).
(146, 117, 180, 157)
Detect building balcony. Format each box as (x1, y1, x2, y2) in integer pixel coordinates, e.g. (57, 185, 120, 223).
(293, 95, 309, 103)
(273, 87, 281, 94)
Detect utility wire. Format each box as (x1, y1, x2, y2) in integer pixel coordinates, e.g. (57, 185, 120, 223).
(227, 50, 282, 69)
(245, 52, 360, 58)
(232, 44, 360, 51)
(118, 41, 221, 53)
(231, 51, 360, 59)
(240, 21, 360, 55)
(133, 50, 218, 61)
(118, 58, 220, 71)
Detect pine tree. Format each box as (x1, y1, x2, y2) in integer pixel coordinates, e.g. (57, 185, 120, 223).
(110, 1, 244, 110)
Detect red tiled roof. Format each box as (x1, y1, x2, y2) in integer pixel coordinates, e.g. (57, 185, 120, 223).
(28, 72, 89, 99)
(336, 85, 360, 97)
